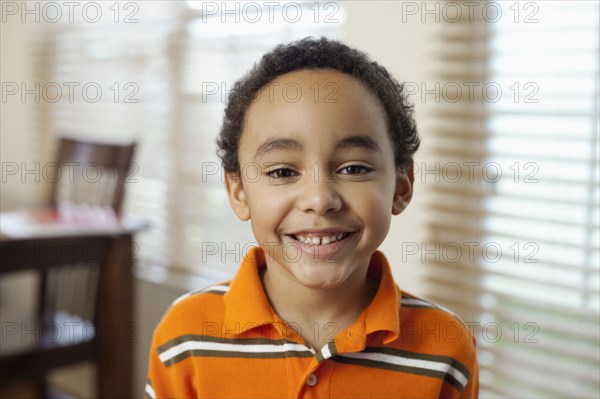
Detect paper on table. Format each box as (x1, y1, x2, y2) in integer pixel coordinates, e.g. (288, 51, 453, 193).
(0, 206, 147, 238)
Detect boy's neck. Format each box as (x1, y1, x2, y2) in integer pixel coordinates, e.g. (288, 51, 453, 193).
(259, 257, 379, 347)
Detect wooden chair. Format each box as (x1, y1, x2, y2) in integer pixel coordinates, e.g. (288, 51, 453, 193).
(0, 136, 137, 398)
(50, 136, 136, 213)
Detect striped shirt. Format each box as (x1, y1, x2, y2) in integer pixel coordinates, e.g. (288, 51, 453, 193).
(146, 247, 478, 398)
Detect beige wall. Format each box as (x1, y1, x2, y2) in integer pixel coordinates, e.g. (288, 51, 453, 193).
(0, 13, 41, 340)
(1, 16, 43, 209)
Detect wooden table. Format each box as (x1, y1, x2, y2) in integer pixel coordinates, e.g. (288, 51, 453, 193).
(0, 214, 147, 398)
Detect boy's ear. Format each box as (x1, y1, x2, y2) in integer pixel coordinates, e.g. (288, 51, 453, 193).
(224, 172, 250, 221)
(392, 163, 414, 215)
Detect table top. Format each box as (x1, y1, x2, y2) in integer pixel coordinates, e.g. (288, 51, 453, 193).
(0, 209, 149, 242)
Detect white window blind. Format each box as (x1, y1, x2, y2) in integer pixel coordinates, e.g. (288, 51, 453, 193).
(423, 1, 599, 398)
(32, 1, 346, 276)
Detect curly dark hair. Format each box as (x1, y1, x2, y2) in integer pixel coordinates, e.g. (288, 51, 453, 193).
(216, 36, 419, 175)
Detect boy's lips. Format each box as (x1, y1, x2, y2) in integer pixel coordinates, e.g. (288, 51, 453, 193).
(287, 228, 354, 244)
(284, 229, 356, 258)
(287, 228, 354, 237)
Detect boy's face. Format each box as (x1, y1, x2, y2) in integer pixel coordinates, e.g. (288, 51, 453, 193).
(225, 69, 413, 290)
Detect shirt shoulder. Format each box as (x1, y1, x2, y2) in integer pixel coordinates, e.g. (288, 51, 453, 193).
(400, 291, 467, 322)
(172, 280, 232, 306)
(381, 290, 479, 395)
(397, 289, 477, 351)
(154, 281, 232, 339)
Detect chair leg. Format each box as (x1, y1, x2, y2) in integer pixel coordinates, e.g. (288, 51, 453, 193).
(34, 373, 47, 399)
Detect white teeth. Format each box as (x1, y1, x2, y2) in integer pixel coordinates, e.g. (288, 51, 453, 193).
(294, 233, 348, 246)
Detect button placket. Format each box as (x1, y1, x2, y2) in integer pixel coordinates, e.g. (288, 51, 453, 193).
(305, 373, 318, 387)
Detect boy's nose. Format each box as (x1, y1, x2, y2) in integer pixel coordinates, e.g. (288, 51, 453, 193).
(296, 174, 343, 215)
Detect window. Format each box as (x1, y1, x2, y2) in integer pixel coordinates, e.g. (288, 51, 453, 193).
(424, 1, 599, 397)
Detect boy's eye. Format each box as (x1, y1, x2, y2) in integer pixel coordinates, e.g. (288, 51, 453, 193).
(338, 165, 372, 175)
(267, 167, 299, 180)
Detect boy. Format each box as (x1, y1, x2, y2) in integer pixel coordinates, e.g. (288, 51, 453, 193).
(146, 37, 478, 398)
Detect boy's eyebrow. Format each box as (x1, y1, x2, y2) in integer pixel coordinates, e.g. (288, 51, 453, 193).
(254, 138, 302, 158)
(254, 135, 382, 158)
(335, 135, 382, 153)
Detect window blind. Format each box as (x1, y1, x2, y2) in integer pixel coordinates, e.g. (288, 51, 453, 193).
(423, 1, 599, 397)
(31, 1, 346, 276)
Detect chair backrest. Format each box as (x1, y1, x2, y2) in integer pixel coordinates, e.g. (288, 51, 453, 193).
(50, 137, 136, 214)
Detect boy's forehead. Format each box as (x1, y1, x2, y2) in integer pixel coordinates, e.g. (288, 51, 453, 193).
(245, 68, 387, 127)
(240, 68, 393, 162)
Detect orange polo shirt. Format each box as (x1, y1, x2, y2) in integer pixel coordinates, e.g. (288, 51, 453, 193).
(145, 247, 478, 398)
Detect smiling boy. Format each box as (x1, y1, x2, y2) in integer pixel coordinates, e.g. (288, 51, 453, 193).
(146, 37, 478, 399)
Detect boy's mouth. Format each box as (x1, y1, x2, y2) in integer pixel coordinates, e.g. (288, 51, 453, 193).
(288, 231, 352, 246)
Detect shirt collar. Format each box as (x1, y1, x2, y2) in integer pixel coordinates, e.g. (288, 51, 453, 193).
(223, 247, 275, 334)
(223, 246, 401, 344)
(362, 250, 401, 344)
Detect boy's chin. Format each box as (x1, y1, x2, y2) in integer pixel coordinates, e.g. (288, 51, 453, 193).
(289, 265, 353, 291)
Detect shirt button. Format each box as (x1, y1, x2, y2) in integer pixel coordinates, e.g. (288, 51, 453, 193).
(306, 373, 318, 387)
